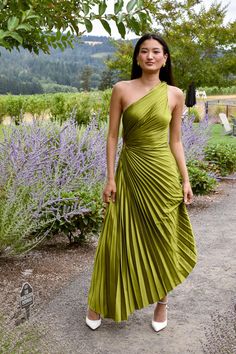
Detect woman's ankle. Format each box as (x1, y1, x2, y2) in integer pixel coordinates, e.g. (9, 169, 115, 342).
(87, 307, 100, 320)
(159, 295, 168, 304)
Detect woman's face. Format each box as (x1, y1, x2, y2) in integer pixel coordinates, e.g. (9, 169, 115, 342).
(137, 39, 167, 72)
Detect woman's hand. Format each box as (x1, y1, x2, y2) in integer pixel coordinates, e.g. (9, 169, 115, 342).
(103, 180, 116, 203)
(182, 181, 193, 205)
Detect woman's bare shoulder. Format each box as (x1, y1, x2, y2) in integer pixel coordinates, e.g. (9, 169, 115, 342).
(112, 81, 135, 103)
(113, 80, 134, 91)
(167, 85, 184, 98)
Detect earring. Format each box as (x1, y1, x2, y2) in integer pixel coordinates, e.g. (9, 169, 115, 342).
(137, 61, 140, 66)
(162, 62, 166, 68)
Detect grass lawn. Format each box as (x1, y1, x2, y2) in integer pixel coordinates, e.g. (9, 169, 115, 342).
(208, 124, 236, 146)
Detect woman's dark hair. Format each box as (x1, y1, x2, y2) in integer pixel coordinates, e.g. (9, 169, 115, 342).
(131, 33, 174, 86)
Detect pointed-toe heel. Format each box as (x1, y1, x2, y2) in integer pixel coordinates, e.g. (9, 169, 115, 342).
(86, 316, 101, 330)
(152, 300, 168, 333)
(151, 318, 167, 332)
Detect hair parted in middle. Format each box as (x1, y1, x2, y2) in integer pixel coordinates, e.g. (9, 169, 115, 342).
(131, 33, 174, 86)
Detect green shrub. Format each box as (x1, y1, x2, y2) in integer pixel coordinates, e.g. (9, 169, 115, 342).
(40, 186, 104, 245)
(42, 82, 78, 93)
(187, 160, 217, 195)
(68, 93, 93, 125)
(0, 90, 112, 126)
(0, 99, 7, 122)
(50, 93, 68, 124)
(91, 89, 111, 123)
(4, 95, 25, 125)
(68, 89, 111, 126)
(205, 144, 236, 176)
(47, 90, 111, 126)
(188, 107, 201, 122)
(24, 94, 51, 119)
(198, 86, 236, 95)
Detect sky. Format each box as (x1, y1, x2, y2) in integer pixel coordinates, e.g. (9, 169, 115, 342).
(86, 0, 236, 39)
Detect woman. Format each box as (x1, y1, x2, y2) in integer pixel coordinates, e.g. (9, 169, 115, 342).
(86, 33, 197, 332)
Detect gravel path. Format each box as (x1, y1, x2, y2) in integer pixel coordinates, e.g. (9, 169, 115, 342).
(34, 182, 236, 354)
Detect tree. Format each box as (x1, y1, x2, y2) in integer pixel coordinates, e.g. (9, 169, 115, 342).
(80, 66, 93, 91)
(146, 0, 236, 88)
(106, 40, 134, 80)
(98, 67, 115, 90)
(0, 0, 151, 54)
(105, 1, 236, 89)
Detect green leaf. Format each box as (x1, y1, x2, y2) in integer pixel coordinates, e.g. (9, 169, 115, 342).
(0, 0, 7, 10)
(117, 22, 126, 38)
(126, 0, 137, 12)
(66, 30, 71, 38)
(0, 39, 11, 49)
(136, 0, 143, 8)
(128, 17, 140, 34)
(82, 3, 90, 16)
(25, 14, 39, 20)
(56, 30, 61, 41)
(114, 0, 124, 15)
(138, 11, 147, 23)
(68, 40, 74, 49)
(117, 12, 124, 24)
(8, 32, 23, 44)
(7, 17, 20, 31)
(21, 9, 38, 22)
(83, 218, 88, 226)
(16, 24, 32, 31)
(69, 19, 79, 34)
(0, 30, 9, 40)
(100, 19, 111, 35)
(99, 1, 107, 16)
(84, 19, 93, 32)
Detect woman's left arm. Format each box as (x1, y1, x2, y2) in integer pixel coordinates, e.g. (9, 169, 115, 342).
(169, 88, 193, 205)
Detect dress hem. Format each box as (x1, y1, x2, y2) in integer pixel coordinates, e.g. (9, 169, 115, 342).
(88, 260, 197, 323)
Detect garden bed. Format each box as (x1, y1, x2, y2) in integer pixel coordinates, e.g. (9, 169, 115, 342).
(0, 235, 97, 325)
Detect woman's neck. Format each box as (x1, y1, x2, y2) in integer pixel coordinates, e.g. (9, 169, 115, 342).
(139, 73, 161, 88)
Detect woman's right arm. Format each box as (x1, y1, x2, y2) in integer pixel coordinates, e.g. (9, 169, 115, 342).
(103, 83, 123, 203)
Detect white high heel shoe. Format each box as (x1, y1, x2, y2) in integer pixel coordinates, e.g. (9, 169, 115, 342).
(86, 310, 101, 330)
(151, 300, 168, 332)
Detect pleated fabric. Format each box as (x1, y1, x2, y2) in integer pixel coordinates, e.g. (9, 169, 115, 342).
(87, 81, 197, 322)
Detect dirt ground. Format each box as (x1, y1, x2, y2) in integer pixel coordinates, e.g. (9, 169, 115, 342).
(0, 236, 97, 324)
(0, 180, 236, 353)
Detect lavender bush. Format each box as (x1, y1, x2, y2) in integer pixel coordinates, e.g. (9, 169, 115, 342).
(181, 113, 218, 194)
(0, 110, 212, 254)
(0, 116, 111, 255)
(182, 113, 210, 162)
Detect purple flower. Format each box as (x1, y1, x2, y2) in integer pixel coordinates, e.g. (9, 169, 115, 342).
(182, 113, 210, 162)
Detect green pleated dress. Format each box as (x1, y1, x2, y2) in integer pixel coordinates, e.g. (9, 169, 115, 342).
(87, 81, 197, 322)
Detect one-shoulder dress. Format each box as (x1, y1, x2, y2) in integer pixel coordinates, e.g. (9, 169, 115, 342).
(87, 81, 197, 322)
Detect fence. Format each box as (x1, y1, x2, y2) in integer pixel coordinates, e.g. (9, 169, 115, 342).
(205, 99, 236, 118)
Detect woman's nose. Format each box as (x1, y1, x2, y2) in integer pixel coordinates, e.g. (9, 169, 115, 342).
(147, 51, 153, 59)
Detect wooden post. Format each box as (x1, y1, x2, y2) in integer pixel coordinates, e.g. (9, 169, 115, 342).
(226, 105, 229, 117)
